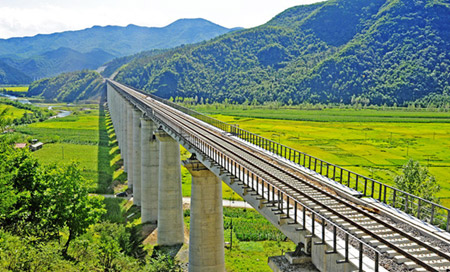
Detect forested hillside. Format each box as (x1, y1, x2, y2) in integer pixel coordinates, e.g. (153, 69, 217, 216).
(0, 61, 31, 84)
(28, 71, 104, 102)
(0, 18, 236, 58)
(2, 48, 115, 79)
(115, 0, 450, 106)
(0, 18, 237, 84)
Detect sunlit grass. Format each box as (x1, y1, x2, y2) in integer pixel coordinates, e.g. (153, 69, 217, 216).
(201, 110, 450, 205)
(1, 86, 29, 92)
(0, 104, 30, 119)
(33, 142, 99, 184)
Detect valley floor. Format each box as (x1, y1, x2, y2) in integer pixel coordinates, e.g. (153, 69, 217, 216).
(193, 105, 450, 208)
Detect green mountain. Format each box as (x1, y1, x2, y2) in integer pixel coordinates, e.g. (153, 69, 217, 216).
(0, 19, 238, 59)
(0, 61, 31, 84)
(0, 18, 237, 85)
(115, 0, 450, 106)
(28, 71, 104, 102)
(2, 48, 115, 79)
(100, 49, 166, 78)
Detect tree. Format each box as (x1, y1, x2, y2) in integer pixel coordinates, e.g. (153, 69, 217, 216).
(394, 159, 440, 203)
(41, 163, 106, 255)
(0, 149, 105, 255)
(0, 107, 11, 132)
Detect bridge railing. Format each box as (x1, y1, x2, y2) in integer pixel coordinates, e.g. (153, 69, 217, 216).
(119, 82, 450, 233)
(111, 83, 381, 271)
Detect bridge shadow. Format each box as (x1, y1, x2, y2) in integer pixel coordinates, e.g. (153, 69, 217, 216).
(96, 92, 124, 193)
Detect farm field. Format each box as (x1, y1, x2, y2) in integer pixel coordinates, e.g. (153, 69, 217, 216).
(17, 104, 119, 193)
(17, 103, 240, 199)
(0, 103, 30, 119)
(192, 107, 450, 207)
(0, 86, 29, 93)
(192, 105, 450, 123)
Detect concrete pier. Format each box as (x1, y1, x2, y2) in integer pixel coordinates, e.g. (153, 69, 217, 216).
(140, 117, 159, 224)
(155, 130, 184, 246)
(183, 156, 225, 272)
(121, 99, 128, 173)
(126, 104, 134, 187)
(132, 108, 142, 206)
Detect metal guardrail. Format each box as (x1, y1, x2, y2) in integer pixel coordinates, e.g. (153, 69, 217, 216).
(120, 81, 450, 233)
(108, 81, 382, 271)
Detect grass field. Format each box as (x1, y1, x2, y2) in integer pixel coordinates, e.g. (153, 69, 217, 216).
(20, 104, 120, 193)
(0, 103, 30, 119)
(180, 146, 243, 201)
(192, 105, 450, 123)
(184, 207, 294, 271)
(1, 86, 29, 93)
(192, 106, 450, 208)
(17, 112, 99, 144)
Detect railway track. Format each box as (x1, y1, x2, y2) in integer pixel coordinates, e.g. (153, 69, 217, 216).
(108, 80, 450, 272)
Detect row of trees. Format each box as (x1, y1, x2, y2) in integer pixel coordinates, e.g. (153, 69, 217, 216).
(0, 98, 53, 131)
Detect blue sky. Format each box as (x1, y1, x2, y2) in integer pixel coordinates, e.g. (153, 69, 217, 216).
(0, 0, 323, 39)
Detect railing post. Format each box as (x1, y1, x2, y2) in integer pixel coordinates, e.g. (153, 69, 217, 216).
(392, 189, 396, 207)
(363, 178, 368, 196)
(417, 199, 422, 219)
(446, 210, 450, 232)
(430, 205, 435, 225)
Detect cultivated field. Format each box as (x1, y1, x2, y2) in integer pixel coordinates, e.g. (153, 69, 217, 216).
(16, 105, 118, 192)
(193, 106, 450, 207)
(0, 103, 30, 119)
(1, 86, 29, 93)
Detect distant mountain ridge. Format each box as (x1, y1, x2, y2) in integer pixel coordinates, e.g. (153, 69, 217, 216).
(0, 18, 237, 84)
(115, 0, 450, 106)
(1, 48, 115, 80)
(0, 18, 237, 58)
(0, 61, 31, 84)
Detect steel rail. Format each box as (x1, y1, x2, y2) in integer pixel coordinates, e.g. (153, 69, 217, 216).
(109, 80, 450, 271)
(121, 81, 450, 233)
(142, 93, 447, 272)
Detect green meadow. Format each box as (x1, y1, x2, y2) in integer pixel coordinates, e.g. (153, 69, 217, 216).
(17, 102, 239, 199)
(16, 102, 450, 207)
(1, 86, 29, 93)
(192, 106, 450, 208)
(17, 104, 120, 193)
(0, 103, 30, 119)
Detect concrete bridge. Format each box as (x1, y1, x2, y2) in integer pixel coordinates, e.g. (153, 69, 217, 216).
(106, 79, 450, 272)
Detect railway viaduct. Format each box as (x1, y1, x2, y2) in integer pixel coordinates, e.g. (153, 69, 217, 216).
(106, 79, 450, 272)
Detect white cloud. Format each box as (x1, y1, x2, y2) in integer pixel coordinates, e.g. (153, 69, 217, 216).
(0, 0, 323, 39)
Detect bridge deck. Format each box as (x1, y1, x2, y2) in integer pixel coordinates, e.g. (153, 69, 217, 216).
(107, 79, 450, 272)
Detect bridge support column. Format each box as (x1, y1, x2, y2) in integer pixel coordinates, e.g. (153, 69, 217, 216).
(155, 130, 184, 246)
(140, 117, 159, 224)
(126, 104, 134, 188)
(132, 108, 142, 206)
(121, 99, 128, 173)
(183, 156, 225, 272)
(114, 92, 123, 157)
(111, 91, 122, 153)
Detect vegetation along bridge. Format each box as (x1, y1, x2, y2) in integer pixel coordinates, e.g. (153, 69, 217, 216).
(106, 79, 450, 272)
